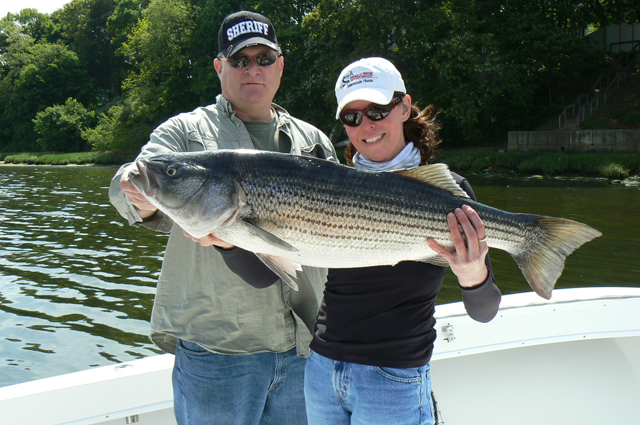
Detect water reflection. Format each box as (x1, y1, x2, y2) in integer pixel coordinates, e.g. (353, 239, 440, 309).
(1, 166, 639, 388)
(0, 165, 167, 387)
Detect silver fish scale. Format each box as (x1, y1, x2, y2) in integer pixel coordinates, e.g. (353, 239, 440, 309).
(229, 159, 513, 261)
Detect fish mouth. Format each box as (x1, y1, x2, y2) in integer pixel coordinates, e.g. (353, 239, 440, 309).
(130, 157, 161, 197)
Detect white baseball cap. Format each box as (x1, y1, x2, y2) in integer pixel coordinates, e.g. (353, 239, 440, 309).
(335, 57, 406, 119)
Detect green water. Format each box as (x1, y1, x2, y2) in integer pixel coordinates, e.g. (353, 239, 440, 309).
(0, 165, 166, 387)
(0, 166, 638, 387)
(439, 175, 640, 301)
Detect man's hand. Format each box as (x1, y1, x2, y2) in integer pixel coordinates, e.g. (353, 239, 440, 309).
(120, 163, 157, 219)
(183, 231, 236, 249)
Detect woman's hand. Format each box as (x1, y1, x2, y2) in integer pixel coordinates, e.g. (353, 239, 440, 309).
(427, 205, 489, 288)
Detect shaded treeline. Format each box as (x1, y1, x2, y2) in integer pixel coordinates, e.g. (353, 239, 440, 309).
(1, 0, 638, 153)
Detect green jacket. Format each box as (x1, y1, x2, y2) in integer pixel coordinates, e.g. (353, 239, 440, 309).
(109, 95, 337, 356)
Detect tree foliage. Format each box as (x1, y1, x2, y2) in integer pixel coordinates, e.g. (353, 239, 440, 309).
(0, 41, 94, 150)
(56, 0, 121, 96)
(121, 0, 198, 121)
(5, 9, 60, 43)
(0, 0, 638, 152)
(33, 98, 94, 152)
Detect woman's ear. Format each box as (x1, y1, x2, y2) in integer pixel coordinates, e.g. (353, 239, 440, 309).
(401, 94, 412, 122)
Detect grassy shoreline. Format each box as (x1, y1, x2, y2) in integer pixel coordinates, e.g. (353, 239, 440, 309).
(0, 151, 138, 166)
(2, 149, 640, 180)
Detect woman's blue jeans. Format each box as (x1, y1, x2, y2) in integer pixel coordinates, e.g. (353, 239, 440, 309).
(304, 350, 435, 425)
(173, 339, 308, 425)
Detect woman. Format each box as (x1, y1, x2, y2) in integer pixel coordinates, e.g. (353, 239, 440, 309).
(302, 57, 502, 425)
(216, 57, 501, 424)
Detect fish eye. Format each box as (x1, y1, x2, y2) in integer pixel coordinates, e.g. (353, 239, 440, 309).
(166, 166, 177, 176)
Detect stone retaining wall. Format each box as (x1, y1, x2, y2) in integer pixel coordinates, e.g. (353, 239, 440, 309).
(508, 130, 640, 152)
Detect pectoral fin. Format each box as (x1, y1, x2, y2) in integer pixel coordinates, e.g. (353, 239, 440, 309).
(242, 219, 298, 252)
(255, 253, 302, 291)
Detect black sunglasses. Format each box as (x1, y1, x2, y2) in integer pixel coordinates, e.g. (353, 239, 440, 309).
(339, 95, 405, 127)
(223, 53, 281, 68)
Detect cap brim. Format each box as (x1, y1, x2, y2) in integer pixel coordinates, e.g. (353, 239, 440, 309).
(335, 88, 395, 119)
(223, 37, 280, 57)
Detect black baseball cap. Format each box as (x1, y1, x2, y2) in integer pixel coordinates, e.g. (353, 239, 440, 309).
(218, 11, 280, 58)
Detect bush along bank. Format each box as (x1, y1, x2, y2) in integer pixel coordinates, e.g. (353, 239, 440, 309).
(435, 150, 640, 180)
(2, 149, 640, 180)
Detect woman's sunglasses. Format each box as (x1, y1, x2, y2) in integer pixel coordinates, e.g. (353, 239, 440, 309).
(223, 53, 281, 68)
(339, 95, 405, 127)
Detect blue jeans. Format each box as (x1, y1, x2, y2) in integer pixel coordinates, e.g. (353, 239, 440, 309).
(173, 339, 308, 425)
(304, 351, 435, 425)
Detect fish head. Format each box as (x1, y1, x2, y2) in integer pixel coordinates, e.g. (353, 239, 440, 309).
(129, 152, 241, 238)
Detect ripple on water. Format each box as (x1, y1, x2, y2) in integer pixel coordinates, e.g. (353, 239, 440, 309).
(1, 165, 166, 387)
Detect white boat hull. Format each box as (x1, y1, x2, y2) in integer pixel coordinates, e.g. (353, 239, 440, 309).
(0, 354, 176, 425)
(431, 287, 640, 424)
(1, 287, 638, 424)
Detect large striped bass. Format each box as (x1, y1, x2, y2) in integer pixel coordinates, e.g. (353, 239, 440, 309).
(129, 149, 601, 299)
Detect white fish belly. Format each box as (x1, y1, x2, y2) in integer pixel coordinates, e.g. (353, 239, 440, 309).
(216, 223, 441, 268)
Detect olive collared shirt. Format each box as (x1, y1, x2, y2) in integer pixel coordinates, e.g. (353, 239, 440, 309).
(109, 95, 337, 356)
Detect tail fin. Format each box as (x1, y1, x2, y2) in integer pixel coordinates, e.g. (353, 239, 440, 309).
(511, 217, 601, 300)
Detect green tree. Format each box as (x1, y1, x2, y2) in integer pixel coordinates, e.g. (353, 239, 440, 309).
(185, 0, 238, 107)
(107, 0, 151, 92)
(254, 0, 335, 132)
(4, 9, 60, 43)
(0, 43, 94, 150)
(121, 0, 199, 122)
(576, 0, 640, 28)
(33, 98, 94, 152)
(92, 0, 203, 152)
(83, 99, 154, 152)
(56, 0, 120, 96)
(0, 18, 34, 79)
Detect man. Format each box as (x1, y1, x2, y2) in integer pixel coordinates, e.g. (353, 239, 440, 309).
(109, 11, 336, 425)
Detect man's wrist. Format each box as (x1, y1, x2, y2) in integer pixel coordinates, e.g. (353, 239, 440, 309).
(136, 207, 157, 220)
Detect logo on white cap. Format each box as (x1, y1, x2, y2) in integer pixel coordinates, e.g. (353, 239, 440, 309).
(339, 70, 377, 90)
(335, 57, 406, 119)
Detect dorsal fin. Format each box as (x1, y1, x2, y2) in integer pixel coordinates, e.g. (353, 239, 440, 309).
(393, 163, 470, 198)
